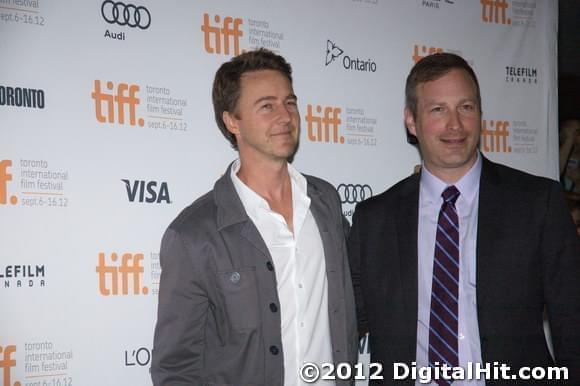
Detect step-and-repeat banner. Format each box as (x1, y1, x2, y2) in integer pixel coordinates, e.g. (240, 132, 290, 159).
(1, 1, 557, 385)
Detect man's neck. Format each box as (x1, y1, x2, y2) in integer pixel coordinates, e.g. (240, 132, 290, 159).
(237, 156, 294, 232)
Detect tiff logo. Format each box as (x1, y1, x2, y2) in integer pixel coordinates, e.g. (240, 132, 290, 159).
(122, 179, 171, 203)
(481, 0, 511, 24)
(305, 104, 344, 144)
(481, 119, 511, 153)
(412, 44, 443, 64)
(91, 80, 144, 127)
(201, 13, 243, 56)
(0, 345, 21, 386)
(0, 160, 18, 205)
(96, 252, 148, 296)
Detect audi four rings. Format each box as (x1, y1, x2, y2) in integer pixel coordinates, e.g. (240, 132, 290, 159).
(336, 184, 373, 204)
(101, 0, 151, 29)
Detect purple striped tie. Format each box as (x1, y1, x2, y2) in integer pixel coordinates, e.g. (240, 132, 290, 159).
(428, 185, 460, 385)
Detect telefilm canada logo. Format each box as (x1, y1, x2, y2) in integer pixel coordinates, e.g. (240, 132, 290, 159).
(1, 264, 46, 289)
(505, 66, 538, 84)
(325, 40, 377, 73)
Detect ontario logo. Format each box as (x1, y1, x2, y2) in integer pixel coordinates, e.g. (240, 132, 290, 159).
(325, 40, 376, 72)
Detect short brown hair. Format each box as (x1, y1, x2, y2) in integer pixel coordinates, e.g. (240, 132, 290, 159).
(212, 48, 293, 150)
(405, 52, 481, 119)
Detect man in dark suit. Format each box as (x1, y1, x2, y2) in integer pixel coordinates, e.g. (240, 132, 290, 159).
(151, 49, 357, 386)
(348, 53, 580, 385)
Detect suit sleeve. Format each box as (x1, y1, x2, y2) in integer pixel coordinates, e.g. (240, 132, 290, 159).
(151, 227, 208, 386)
(347, 205, 369, 339)
(541, 182, 580, 381)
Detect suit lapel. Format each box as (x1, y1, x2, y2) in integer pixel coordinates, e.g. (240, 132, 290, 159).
(214, 163, 271, 259)
(397, 174, 420, 346)
(307, 181, 334, 269)
(476, 158, 503, 308)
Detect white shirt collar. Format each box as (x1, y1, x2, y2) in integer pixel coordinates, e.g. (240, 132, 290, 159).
(420, 151, 482, 206)
(229, 159, 309, 219)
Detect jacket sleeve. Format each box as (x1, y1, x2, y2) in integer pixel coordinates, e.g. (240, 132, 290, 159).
(151, 227, 208, 386)
(542, 182, 580, 382)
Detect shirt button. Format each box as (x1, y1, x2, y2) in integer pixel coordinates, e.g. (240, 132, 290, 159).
(298, 283, 303, 289)
(269, 345, 279, 355)
(300, 322, 304, 327)
(266, 261, 274, 271)
(269, 303, 278, 312)
(459, 333, 465, 340)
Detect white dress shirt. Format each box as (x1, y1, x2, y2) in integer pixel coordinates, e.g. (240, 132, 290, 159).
(415, 153, 485, 385)
(231, 160, 334, 386)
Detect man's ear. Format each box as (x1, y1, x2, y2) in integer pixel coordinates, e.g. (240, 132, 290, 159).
(404, 107, 417, 137)
(222, 111, 240, 135)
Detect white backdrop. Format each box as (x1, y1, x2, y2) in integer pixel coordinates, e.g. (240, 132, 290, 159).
(1, 1, 558, 385)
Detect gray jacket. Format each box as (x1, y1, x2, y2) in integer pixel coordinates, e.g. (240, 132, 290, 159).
(151, 164, 358, 386)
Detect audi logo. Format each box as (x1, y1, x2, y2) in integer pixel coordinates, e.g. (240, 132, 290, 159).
(101, 1, 151, 29)
(336, 184, 373, 204)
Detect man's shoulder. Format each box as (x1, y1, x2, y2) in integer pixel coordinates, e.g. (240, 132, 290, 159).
(303, 173, 337, 195)
(166, 189, 217, 234)
(484, 159, 559, 192)
(357, 172, 419, 213)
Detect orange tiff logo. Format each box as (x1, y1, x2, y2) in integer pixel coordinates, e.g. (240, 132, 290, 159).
(0, 345, 21, 386)
(412, 44, 443, 64)
(201, 13, 243, 56)
(481, 119, 511, 153)
(481, 0, 511, 24)
(96, 252, 148, 296)
(305, 104, 344, 144)
(0, 160, 18, 205)
(91, 80, 144, 127)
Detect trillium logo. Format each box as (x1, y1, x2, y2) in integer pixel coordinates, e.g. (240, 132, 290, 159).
(324, 40, 376, 72)
(325, 40, 344, 66)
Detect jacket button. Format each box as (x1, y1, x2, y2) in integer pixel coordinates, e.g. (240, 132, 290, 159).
(266, 261, 274, 271)
(269, 303, 278, 312)
(269, 345, 279, 355)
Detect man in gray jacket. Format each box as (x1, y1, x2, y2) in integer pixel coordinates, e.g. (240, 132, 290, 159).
(151, 48, 357, 386)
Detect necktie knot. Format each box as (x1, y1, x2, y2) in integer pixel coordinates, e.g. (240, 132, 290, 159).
(442, 185, 460, 205)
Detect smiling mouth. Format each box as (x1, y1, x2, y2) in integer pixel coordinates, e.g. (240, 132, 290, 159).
(272, 130, 293, 136)
(441, 138, 466, 145)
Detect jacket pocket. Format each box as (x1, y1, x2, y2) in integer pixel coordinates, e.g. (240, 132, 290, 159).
(216, 267, 260, 330)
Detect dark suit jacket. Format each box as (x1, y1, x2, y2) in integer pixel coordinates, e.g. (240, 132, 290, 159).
(348, 157, 580, 385)
(151, 164, 358, 386)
